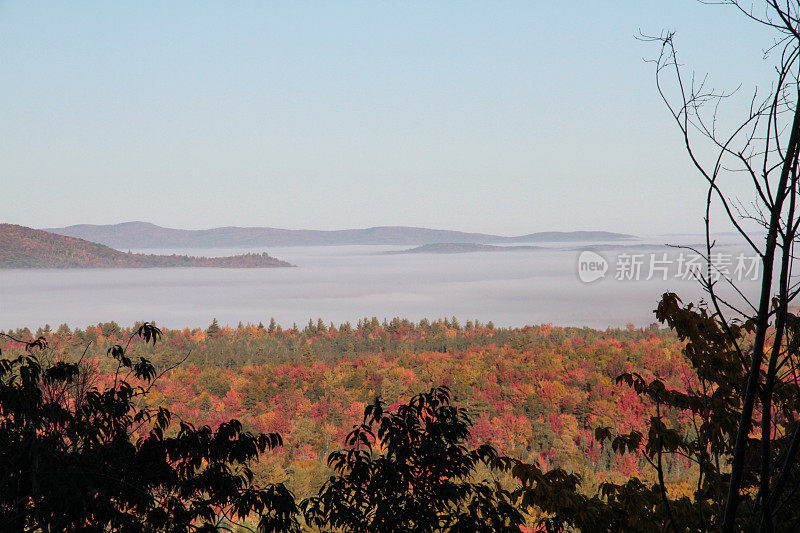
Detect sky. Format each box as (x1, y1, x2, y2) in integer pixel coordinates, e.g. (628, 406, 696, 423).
(0, 1, 780, 235)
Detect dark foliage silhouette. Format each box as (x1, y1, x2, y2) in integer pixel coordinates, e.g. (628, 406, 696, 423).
(302, 385, 523, 532)
(0, 324, 298, 532)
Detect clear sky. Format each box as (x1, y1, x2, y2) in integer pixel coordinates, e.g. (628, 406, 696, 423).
(0, 1, 779, 235)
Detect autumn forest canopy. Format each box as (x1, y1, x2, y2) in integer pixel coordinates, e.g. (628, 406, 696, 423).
(0, 314, 699, 531)
(8, 1, 800, 532)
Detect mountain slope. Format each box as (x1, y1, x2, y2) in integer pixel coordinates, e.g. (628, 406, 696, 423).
(44, 222, 635, 248)
(0, 224, 292, 269)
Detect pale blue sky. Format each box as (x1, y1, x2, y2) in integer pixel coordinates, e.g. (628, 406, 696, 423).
(0, 1, 777, 235)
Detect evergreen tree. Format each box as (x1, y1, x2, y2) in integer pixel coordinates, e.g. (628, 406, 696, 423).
(207, 317, 221, 338)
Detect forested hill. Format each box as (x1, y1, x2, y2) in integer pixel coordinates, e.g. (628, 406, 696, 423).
(0, 224, 293, 268)
(44, 221, 635, 248)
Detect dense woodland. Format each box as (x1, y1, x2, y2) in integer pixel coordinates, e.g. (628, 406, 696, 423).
(2, 315, 698, 526)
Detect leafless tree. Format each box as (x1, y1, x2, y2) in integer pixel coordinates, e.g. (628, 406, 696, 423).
(644, 2, 800, 531)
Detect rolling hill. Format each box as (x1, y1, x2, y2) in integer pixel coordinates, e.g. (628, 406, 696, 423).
(44, 221, 635, 248)
(0, 224, 292, 269)
(385, 243, 543, 254)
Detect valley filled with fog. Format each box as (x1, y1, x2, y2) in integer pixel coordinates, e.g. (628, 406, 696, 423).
(0, 236, 762, 330)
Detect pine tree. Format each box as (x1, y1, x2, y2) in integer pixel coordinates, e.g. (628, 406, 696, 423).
(207, 318, 221, 338)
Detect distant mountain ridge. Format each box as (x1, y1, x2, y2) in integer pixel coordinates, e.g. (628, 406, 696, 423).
(385, 243, 543, 254)
(43, 222, 635, 249)
(0, 224, 292, 269)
